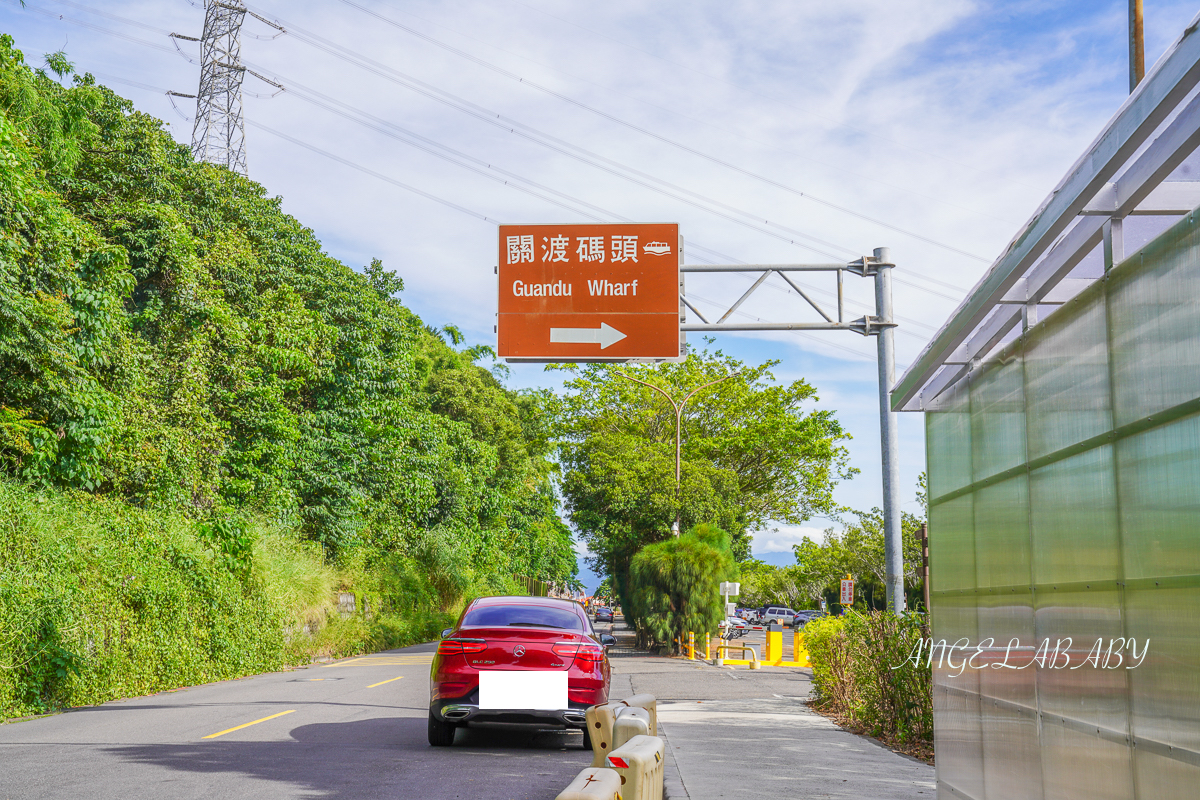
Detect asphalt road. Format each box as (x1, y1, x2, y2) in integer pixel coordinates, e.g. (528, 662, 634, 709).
(0, 641, 592, 800)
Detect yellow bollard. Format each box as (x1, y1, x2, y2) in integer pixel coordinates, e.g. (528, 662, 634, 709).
(764, 625, 783, 664)
(688, 631, 695, 660)
(705, 635, 711, 661)
(793, 629, 811, 667)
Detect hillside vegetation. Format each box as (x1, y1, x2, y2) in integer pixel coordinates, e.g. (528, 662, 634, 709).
(0, 36, 576, 718)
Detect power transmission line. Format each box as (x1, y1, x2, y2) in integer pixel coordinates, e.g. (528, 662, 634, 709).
(233, 18, 970, 296)
(29, 0, 973, 301)
(361, 0, 1020, 234)
(501, 0, 1044, 199)
(57, 59, 943, 358)
(25, 0, 969, 322)
(324, 0, 990, 265)
(240, 68, 954, 323)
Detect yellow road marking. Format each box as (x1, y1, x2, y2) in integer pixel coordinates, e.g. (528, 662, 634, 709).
(367, 676, 404, 688)
(322, 656, 432, 668)
(202, 710, 296, 739)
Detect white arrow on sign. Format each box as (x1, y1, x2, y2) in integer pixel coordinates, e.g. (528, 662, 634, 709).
(549, 322, 627, 349)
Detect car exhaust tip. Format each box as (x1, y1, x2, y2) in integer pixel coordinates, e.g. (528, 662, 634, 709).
(443, 709, 471, 721)
(563, 713, 587, 725)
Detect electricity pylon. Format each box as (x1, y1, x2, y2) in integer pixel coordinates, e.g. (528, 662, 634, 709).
(192, 1, 249, 174)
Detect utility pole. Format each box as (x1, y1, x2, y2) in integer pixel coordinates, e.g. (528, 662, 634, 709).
(872, 247, 904, 615)
(193, 1, 249, 174)
(613, 369, 742, 536)
(1130, 0, 1145, 92)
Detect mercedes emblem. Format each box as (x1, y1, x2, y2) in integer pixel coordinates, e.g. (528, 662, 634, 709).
(513, 645, 526, 657)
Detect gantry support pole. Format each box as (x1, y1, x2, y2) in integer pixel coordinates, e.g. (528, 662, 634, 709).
(873, 247, 904, 614)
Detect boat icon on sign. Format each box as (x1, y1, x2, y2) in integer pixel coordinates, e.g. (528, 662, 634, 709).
(643, 241, 672, 256)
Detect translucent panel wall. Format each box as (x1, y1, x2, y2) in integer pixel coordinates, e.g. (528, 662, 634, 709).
(925, 210, 1200, 800)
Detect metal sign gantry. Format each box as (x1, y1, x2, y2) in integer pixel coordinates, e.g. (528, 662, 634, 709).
(681, 247, 906, 614)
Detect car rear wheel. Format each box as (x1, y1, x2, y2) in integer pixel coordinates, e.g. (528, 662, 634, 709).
(582, 723, 594, 751)
(428, 712, 456, 746)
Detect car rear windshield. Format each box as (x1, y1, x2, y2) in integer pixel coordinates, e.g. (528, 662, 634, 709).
(461, 605, 583, 631)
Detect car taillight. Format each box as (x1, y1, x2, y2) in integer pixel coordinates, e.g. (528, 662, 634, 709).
(437, 638, 487, 655)
(575, 645, 605, 664)
(552, 643, 581, 658)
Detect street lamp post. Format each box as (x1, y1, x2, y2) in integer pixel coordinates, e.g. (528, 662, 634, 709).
(613, 368, 743, 535)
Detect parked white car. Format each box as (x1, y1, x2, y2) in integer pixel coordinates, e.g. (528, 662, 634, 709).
(761, 606, 799, 627)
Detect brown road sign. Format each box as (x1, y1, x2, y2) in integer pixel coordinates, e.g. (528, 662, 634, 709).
(497, 223, 681, 361)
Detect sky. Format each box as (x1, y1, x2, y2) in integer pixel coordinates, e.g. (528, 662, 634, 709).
(4, 0, 1198, 589)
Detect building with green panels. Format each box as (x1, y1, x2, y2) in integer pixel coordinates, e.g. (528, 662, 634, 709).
(894, 15, 1200, 800)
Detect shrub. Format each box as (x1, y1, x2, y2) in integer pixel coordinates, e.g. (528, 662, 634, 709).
(0, 481, 285, 717)
(804, 610, 932, 746)
(0, 480, 454, 720)
(626, 524, 736, 650)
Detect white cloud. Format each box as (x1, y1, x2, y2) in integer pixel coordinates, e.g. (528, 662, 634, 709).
(751, 525, 828, 556)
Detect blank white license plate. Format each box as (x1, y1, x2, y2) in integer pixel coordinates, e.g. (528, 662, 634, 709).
(478, 670, 567, 710)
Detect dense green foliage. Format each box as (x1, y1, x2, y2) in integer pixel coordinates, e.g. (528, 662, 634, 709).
(556, 349, 852, 615)
(0, 36, 575, 715)
(626, 524, 736, 649)
(0, 478, 453, 718)
(804, 611, 932, 749)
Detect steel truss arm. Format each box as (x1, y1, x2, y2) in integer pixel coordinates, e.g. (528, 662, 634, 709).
(679, 256, 889, 335)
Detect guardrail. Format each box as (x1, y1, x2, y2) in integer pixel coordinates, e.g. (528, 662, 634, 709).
(713, 642, 760, 668)
(701, 625, 811, 667)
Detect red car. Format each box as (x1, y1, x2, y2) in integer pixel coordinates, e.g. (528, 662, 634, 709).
(428, 596, 615, 747)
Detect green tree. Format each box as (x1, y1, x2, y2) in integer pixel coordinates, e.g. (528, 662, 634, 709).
(626, 524, 736, 649)
(739, 554, 834, 610)
(556, 348, 853, 611)
(790, 479, 929, 610)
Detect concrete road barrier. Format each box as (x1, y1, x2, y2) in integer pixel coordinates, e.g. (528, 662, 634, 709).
(606, 734, 665, 800)
(587, 694, 659, 767)
(618, 693, 658, 736)
(555, 767, 623, 800)
(611, 706, 650, 751)
(585, 702, 622, 767)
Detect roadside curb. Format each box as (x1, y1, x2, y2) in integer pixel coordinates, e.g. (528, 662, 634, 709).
(658, 719, 689, 799)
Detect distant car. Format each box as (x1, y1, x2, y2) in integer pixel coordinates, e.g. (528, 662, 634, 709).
(428, 596, 616, 748)
(594, 607, 614, 623)
(792, 610, 826, 628)
(718, 617, 749, 631)
(761, 606, 799, 627)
